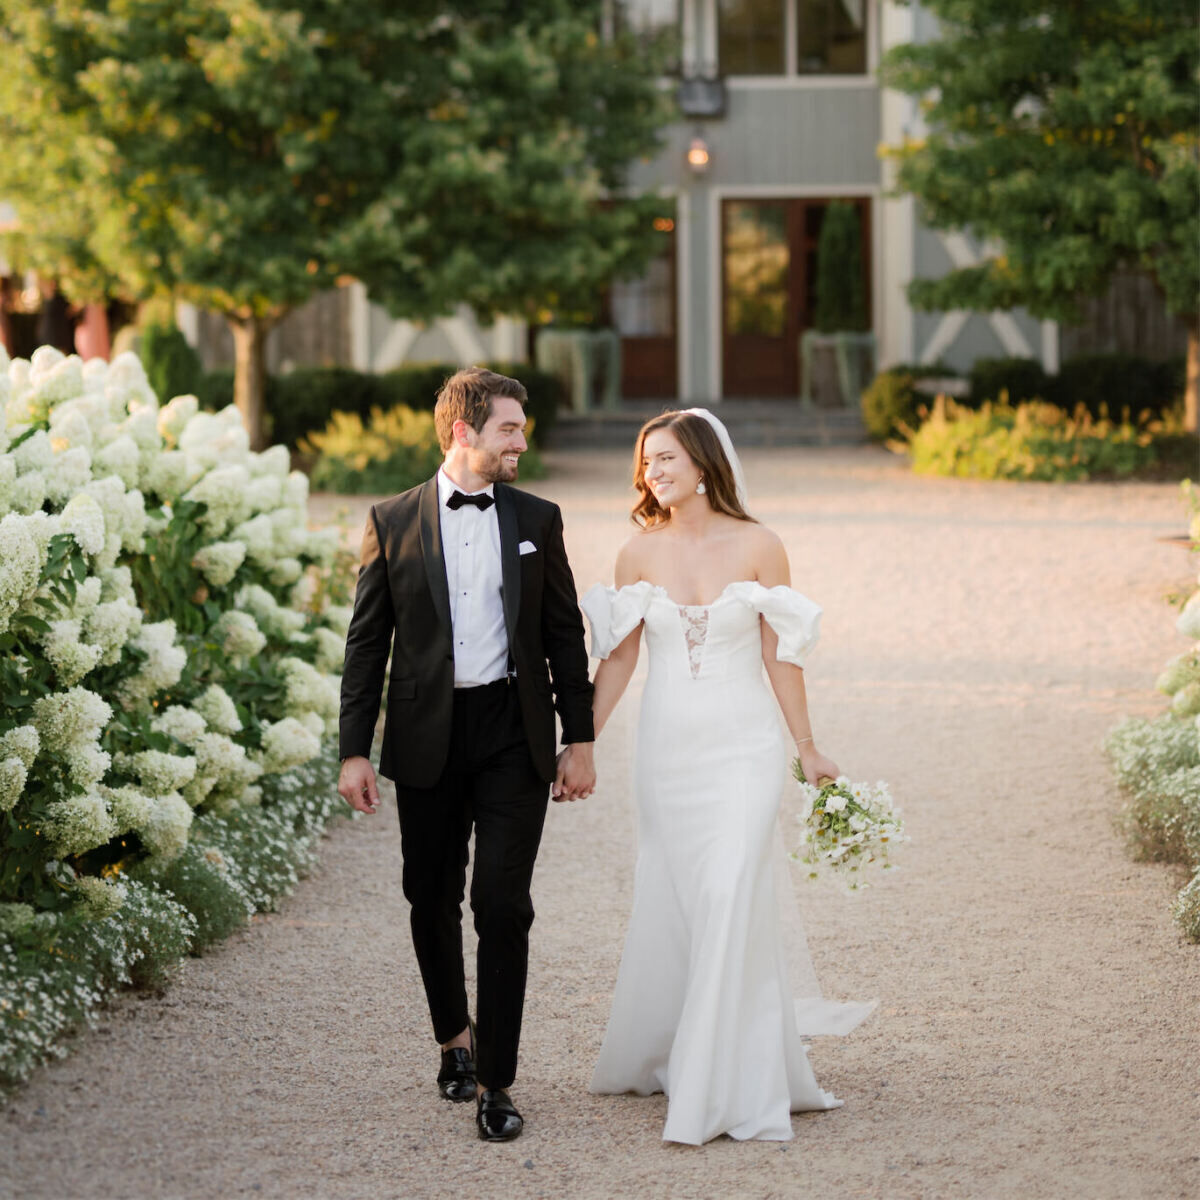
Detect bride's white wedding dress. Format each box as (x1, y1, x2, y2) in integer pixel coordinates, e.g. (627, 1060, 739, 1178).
(582, 580, 873, 1145)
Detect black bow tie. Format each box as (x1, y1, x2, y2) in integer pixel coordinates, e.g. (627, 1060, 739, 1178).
(446, 490, 494, 511)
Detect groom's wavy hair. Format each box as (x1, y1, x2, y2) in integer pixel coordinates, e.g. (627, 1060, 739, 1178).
(434, 367, 528, 452)
(631, 411, 756, 528)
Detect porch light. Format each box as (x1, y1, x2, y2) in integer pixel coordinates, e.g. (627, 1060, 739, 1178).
(686, 136, 710, 173)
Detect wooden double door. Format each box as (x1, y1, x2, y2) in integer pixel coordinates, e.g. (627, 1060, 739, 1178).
(722, 196, 871, 398)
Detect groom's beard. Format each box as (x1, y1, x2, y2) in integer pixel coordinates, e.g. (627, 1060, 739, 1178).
(472, 447, 520, 483)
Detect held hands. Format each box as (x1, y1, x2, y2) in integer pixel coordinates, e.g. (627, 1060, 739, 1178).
(552, 742, 596, 803)
(338, 755, 380, 815)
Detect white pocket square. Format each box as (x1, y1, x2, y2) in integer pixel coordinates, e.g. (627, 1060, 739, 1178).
(518, 540, 537, 555)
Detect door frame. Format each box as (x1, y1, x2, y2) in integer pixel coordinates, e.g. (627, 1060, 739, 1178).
(707, 184, 880, 400)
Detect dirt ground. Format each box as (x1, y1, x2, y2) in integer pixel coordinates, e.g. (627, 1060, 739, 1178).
(3, 445, 1199, 1200)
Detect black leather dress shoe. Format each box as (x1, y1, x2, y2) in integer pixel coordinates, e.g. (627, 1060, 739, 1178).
(476, 1089, 523, 1141)
(437, 1024, 476, 1102)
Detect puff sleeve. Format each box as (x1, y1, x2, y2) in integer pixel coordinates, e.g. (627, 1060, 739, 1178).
(579, 581, 657, 660)
(728, 581, 823, 668)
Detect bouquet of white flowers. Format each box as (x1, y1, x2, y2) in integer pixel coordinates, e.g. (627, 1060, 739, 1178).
(792, 765, 905, 890)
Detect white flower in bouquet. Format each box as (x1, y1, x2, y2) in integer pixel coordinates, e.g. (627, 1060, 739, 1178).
(0, 724, 40, 768)
(74, 874, 127, 920)
(257, 716, 321, 774)
(59, 492, 106, 555)
(42, 446, 94, 507)
(0, 757, 27, 812)
(42, 619, 103, 686)
(157, 394, 199, 447)
(211, 608, 267, 659)
(150, 704, 207, 748)
(194, 684, 242, 735)
(139, 791, 194, 859)
(118, 749, 198, 795)
(792, 769, 905, 890)
(192, 540, 247, 588)
(43, 793, 117, 857)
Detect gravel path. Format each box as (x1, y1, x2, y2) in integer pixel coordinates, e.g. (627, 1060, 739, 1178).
(4, 446, 1199, 1200)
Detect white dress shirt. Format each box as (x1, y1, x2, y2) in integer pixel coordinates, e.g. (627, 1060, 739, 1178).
(437, 468, 509, 687)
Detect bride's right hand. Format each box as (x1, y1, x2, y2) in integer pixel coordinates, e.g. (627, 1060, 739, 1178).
(797, 746, 840, 786)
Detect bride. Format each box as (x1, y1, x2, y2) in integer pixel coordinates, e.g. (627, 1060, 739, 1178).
(581, 409, 873, 1145)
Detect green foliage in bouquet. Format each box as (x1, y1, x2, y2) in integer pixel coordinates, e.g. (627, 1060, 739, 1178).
(302, 405, 545, 496)
(0, 343, 355, 1087)
(904, 395, 1180, 481)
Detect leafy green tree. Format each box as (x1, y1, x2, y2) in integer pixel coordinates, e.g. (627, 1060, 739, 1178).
(882, 1, 1199, 425)
(0, 1, 671, 446)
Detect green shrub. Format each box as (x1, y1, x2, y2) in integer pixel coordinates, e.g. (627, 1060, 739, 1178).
(1049, 352, 1180, 419)
(968, 356, 1048, 407)
(813, 201, 868, 333)
(860, 363, 956, 441)
(141, 322, 204, 403)
(303, 403, 546, 495)
(195, 368, 234, 411)
(905, 395, 1171, 481)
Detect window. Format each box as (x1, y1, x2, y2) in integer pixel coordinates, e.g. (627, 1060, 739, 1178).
(718, 0, 867, 77)
(611, 0, 680, 39)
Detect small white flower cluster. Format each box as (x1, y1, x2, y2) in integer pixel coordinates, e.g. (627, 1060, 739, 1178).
(793, 773, 906, 891)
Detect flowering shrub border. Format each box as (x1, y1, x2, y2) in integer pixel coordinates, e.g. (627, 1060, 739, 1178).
(1106, 483, 1200, 940)
(0, 344, 352, 1087)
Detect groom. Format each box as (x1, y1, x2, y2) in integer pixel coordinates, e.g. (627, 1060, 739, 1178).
(337, 367, 596, 1142)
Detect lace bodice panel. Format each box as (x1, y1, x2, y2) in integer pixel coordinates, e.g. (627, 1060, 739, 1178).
(580, 580, 822, 684)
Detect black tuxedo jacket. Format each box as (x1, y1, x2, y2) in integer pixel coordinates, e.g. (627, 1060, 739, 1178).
(338, 477, 594, 788)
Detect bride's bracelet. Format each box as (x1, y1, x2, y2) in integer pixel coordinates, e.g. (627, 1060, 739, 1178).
(794, 736, 814, 747)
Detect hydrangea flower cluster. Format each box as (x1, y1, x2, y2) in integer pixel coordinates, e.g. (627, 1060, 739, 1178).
(0, 343, 348, 930)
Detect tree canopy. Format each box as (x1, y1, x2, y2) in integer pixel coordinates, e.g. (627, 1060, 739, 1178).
(881, 0, 1198, 413)
(0, 1, 673, 444)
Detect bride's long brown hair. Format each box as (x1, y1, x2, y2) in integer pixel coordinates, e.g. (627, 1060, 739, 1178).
(631, 411, 756, 529)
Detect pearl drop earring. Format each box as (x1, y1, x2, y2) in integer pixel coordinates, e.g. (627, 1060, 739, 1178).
(695, 479, 706, 495)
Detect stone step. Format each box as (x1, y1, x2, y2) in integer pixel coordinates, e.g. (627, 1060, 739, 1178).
(546, 401, 867, 449)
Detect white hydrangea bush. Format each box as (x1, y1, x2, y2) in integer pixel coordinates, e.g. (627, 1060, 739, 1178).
(1, 343, 352, 1082)
(1107, 482, 1200, 941)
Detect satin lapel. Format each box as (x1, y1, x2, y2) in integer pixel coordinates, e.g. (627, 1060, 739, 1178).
(417, 477, 452, 634)
(495, 485, 521, 651)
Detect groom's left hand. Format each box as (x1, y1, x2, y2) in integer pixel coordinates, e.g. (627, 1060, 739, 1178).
(553, 742, 596, 802)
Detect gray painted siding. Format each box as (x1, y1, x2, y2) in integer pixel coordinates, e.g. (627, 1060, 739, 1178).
(629, 84, 881, 191)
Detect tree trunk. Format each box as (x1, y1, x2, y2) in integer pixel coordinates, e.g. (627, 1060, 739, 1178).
(229, 316, 273, 451)
(1186, 321, 1199, 436)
